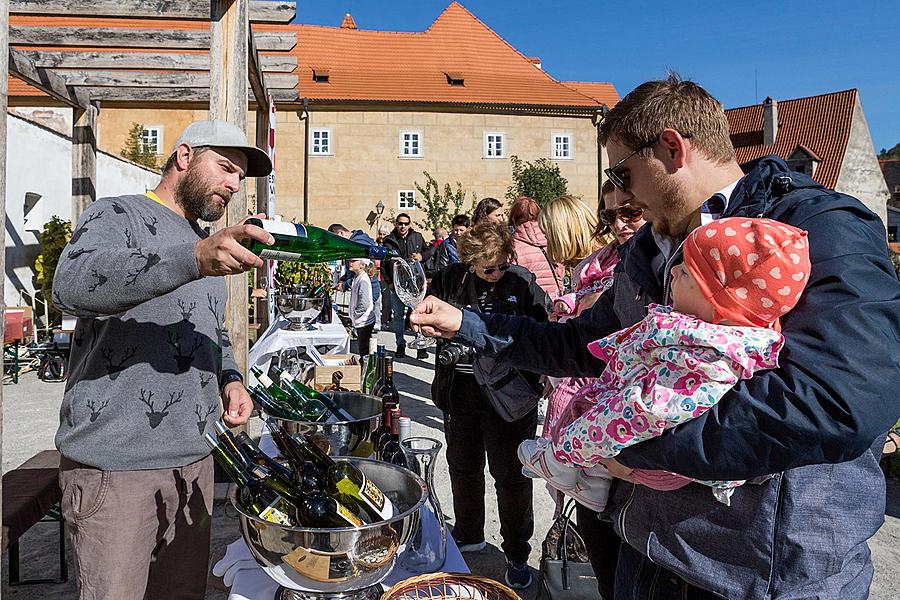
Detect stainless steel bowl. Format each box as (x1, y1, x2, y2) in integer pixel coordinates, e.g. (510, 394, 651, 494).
(233, 458, 427, 596)
(275, 294, 326, 330)
(268, 392, 382, 458)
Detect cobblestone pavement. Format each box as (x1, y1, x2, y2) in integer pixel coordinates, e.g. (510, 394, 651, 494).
(2, 333, 898, 598)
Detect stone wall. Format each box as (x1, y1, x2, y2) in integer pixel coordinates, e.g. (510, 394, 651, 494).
(95, 107, 604, 233)
(835, 96, 889, 225)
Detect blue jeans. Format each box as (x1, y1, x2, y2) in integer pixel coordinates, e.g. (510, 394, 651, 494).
(387, 285, 407, 349)
(615, 543, 721, 600)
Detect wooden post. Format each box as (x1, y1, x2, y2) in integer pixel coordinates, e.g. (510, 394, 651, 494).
(210, 0, 250, 382)
(71, 102, 98, 220)
(1, 0, 9, 592)
(254, 105, 271, 334)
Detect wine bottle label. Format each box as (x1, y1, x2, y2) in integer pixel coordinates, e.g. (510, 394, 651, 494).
(335, 502, 364, 527)
(336, 473, 387, 518)
(260, 500, 292, 526)
(258, 249, 305, 261)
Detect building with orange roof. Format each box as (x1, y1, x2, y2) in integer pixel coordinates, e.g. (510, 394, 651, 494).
(9, 2, 617, 232)
(725, 89, 888, 223)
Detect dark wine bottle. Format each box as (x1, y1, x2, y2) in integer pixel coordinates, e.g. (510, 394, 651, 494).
(272, 365, 354, 421)
(374, 401, 396, 460)
(233, 430, 295, 483)
(249, 386, 308, 421)
(381, 407, 407, 467)
(379, 356, 400, 407)
(205, 433, 297, 526)
(372, 344, 387, 395)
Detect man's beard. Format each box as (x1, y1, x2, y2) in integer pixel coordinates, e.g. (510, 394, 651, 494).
(175, 164, 231, 222)
(649, 174, 690, 238)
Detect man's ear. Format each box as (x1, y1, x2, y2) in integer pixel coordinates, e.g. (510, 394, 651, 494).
(658, 128, 689, 171)
(175, 144, 193, 171)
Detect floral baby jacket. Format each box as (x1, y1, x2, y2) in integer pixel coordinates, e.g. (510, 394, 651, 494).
(552, 305, 783, 483)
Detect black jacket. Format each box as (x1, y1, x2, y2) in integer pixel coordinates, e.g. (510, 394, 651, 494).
(380, 229, 426, 285)
(428, 263, 550, 413)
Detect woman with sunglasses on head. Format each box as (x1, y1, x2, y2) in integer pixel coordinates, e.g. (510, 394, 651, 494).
(427, 221, 551, 589)
(537, 183, 646, 599)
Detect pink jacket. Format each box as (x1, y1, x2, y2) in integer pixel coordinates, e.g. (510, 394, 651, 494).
(512, 221, 564, 300)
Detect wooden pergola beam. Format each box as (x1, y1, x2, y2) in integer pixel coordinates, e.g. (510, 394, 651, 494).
(19, 50, 297, 72)
(81, 86, 298, 103)
(10, 25, 296, 51)
(247, 24, 268, 108)
(8, 46, 88, 107)
(10, 0, 296, 23)
(59, 70, 297, 90)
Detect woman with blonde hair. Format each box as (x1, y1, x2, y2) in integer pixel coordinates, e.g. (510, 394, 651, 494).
(537, 182, 646, 598)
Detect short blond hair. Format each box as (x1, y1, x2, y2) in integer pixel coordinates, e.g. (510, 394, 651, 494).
(539, 195, 599, 266)
(457, 221, 516, 265)
(599, 73, 735, 164)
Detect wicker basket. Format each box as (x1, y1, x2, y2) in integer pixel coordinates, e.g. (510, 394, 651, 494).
(381, 572, 520, 600)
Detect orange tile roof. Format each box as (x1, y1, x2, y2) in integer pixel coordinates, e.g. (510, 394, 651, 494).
(290, 2, 611, 108)
(725, 89, 857, 189)
(560, 82, 619, 108)
(8, 2, 613, 111)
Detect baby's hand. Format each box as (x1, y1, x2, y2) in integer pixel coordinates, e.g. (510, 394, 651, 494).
(598, 457, 636, 482)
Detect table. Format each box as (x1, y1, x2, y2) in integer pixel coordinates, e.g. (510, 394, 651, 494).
(248, 311, 350, 380)
(216, 432, 468, 598)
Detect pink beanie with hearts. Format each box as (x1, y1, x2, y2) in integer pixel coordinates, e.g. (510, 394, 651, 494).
(681, 217, 811, 330)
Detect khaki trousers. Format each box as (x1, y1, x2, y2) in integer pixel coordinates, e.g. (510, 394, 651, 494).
(59, 455, 214, 600)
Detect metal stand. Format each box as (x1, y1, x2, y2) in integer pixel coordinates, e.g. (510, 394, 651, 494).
(8, 505, 68, 586)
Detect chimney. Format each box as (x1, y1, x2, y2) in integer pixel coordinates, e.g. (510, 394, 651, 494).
(763, 96, 778, 146)
(341, 13, 357, 29)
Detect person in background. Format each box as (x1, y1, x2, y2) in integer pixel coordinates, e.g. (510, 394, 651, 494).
(422, 227, 449, 278)
(509, 196, 565, 300)
(52, 119, 273, 599)
(432, 214, 470, 273)
(348, 258, 375, 357)
(380, 213, 427, 359)
(471, 197, 505, 226)
(434, 226, 449, 243)
(427, 221, 550, 590)
(411, 74, 900, 599)
(534, 187, 630, 597)
(328, 223, 380, 304)
(376, 222, 394, 331)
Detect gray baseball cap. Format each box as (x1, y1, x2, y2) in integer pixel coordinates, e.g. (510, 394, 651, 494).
(173, 119, 272, 177)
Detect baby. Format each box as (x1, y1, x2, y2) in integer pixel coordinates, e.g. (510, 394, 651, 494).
(519, 217, 812, 510)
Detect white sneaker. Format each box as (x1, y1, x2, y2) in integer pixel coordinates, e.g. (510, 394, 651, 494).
(517, 439, 578, 492)
(565, 469, 612, 513)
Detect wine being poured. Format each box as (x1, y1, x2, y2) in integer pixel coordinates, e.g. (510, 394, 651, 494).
(391, 258, 435, 349)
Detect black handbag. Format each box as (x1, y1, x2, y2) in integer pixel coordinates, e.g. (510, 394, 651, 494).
(537, 500, 600, 600)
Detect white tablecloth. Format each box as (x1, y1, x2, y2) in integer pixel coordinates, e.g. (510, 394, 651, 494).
(248, 311, 350, 378)
(216, 431, 468, 598)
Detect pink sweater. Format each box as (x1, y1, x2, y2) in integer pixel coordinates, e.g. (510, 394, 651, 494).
(512, 221, 564, 300)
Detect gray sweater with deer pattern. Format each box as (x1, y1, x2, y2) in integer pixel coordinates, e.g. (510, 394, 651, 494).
(53, 194, 239, 471)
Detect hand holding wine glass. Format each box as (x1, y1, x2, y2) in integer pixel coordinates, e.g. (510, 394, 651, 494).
(392, 258, 436, 349)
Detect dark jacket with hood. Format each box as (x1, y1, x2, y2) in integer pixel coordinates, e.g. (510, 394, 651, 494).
(380, 228, 426, 286)
(452, 156, 900, 598)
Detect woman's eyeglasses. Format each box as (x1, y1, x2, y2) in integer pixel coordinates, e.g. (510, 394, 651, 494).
(599, 205, 644, 226)
(477, 263, 511, 275)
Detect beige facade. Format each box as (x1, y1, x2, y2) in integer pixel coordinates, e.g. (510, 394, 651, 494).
(94, 107, 604, 234)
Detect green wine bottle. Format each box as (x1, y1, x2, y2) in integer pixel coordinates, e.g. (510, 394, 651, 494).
(251, 366, 325, 421)
(250, 386, 309, 421)
(242, 218, 395, 263)
(272, 365, 355, 421)
(205, 433, 297, 526)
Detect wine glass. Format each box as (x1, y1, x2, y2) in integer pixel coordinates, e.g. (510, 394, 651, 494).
(392, 258, 436, 350)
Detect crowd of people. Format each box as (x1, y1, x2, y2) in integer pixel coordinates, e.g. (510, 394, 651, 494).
(50, 73, 900, 600)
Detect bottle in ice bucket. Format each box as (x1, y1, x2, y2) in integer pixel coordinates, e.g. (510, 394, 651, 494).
(242, 218, 395, 263)
(249, 387, 309, 422)
(271, 365, 355, 421)
(266, 418, 395, 521)
(250, 366, 327, 421)
(206, 433, 297, 526)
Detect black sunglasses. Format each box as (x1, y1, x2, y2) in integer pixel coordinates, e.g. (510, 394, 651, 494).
(396, 221, 411, 226)
(604, 138, 659, 193)
(600, 205, 644, 226)
(478, 262, 511, 275)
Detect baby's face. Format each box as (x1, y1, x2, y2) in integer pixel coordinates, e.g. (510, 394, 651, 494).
(670, 262, 715, 322)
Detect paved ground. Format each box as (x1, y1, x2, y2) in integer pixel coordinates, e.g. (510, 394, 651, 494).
(1, 331, 898, 599)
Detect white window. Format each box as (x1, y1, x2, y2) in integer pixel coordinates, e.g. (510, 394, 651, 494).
(398, 190, 416, 210)
(311, 128, 332, 155)
(552, 133, 573, 160)
(141, 126, 162, 154)
(400, 131, 422, 158)
(484, 132, 505, 158)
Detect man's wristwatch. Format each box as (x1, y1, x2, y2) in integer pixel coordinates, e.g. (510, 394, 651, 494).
(220, 370, 244, 390)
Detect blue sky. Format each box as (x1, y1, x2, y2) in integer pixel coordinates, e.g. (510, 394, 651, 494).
(294, 0, 898, 153)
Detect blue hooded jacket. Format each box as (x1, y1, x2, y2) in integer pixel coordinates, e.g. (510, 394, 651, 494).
(455, 156, 900, 598)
